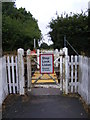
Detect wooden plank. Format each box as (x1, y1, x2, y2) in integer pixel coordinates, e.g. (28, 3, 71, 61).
(55, 49, 59, 67)
(15, 56, 19, 93)
(7, 56, 12, 93)
(69, 82, 79, 86)
(27, 49, 31, 90)
(68, 56, 70, 92)
(60, 56, 63, 90)
(11, 56, 15, 93)
(71, 55, 74, 93)
(75, 56, 78, 92)
(6, 63, 16, 66)
(18, 48, 25, 95)
(69, 62, 79, 65)
(7, 83, 18, 86)
(65, 56, 69, 94)
(37, 49, 39, 69)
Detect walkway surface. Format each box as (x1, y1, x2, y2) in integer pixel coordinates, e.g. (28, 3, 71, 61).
(32, 71, 58, 83)
(2, 88, 88, 118)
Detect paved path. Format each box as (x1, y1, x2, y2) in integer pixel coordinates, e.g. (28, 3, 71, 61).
(2, 88, 88, 118)
(32, 71, 58, 83)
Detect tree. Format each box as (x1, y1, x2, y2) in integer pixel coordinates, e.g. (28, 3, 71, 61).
(40, 42, 49, 49)
(2, 2, 41, 51)
(48, 12, 89, 56)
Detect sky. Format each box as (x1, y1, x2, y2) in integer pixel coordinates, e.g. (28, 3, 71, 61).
(15, 0, 89, 45)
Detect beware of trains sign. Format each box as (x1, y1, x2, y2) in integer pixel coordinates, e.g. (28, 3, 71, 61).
(40, 54, 54, 74)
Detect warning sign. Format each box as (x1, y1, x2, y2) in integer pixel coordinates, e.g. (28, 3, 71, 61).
(40, 54, 54, 74)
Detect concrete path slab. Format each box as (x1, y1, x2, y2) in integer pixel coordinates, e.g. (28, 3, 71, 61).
(2, 88, 88, 118)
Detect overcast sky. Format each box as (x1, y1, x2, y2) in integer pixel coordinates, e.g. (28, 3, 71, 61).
(15, 0, 89, 45)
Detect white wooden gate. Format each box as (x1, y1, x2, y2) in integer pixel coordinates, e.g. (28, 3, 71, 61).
(5, 56, 19, 94)
(4, 48, 79, 95)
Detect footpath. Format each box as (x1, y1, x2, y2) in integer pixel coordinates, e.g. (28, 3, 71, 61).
(2, 88, 88, 118)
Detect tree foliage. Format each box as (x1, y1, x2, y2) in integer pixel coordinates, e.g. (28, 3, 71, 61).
(40, 42, 49, 49)
(49, 12, 89, 56)
(2, 2, 41, 51)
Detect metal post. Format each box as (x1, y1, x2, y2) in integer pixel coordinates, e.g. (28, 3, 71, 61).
(64, 35, 66, 47)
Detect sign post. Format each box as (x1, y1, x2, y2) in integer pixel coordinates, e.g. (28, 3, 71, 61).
(40, 54, 54, 74)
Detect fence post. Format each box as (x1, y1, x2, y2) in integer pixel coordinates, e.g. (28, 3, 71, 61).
(37, 49, 40, 69)
(65, 55, 69, 94)
(63, 47, 68, 56)
(27, 49, 31, 91)
(78, 56, 83, 95)
(18, 48, 25, 95)
(60, 56, 63, 90)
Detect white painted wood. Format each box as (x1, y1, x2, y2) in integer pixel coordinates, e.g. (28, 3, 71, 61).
(75, 56, 78, 92)
(71, 55, 74, 93)
(67, 56, 70, 92)
(69, 62, 79, 65)
(7, 56, 12, 93)
(11, 56, 15, 93)
(37, 49, 39, 69)
(18, 48, 25, 95)
(55, 49, 59, 67)
(69, 82, 79, 86)
(78, 56, 90, 104)
(15, 56, 19, 93)
(0, 57, 8, 106)
(63, 47, 68, 56)
(60, 56, 63, 90)
(27, 49, 31, 91)
(65, 56, 69, 94)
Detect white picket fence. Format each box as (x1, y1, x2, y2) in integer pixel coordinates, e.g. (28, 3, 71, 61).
(1, 48, 90, 106)
(78, 56, 90, 105)
(68, 55, 79, 93)
(3, 50, 79, 94)
(6, 56, 19, 94)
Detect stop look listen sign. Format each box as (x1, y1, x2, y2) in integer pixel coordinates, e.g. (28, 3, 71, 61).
(39, 54, 54, 74)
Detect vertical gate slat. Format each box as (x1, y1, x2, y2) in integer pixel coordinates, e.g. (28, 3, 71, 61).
(75, 56, 78, 92)
(71, 55, 73, 93)
(11, 56, 15, 93)
(68, 56, 70, 92)
(7, 56, 12, 93)
(15, 56, 19, 93)
(37, 49, 39, 69)
(65, 56, 69, 94)
(60, 56, 63, 90)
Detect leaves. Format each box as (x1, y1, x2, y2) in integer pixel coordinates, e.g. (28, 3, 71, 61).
(2, 2, 41, 51)
(49, 12, 89, 56)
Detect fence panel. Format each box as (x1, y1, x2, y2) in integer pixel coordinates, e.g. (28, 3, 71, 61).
(68, 56, 79, 93)
(0, 57, 8, 106)
(6, 56, 19, 94)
